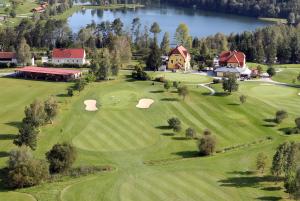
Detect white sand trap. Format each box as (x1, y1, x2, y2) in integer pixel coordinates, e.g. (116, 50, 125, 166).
(84, 100, 98, 111)
(136, 99, 154, 109)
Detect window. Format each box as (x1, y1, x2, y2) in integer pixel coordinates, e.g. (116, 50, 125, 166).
(171, 60, 173, 64)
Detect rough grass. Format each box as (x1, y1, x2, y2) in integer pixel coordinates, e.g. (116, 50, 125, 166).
(0, 74, 299, 201)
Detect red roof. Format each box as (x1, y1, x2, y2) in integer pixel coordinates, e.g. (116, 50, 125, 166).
(0, 52, 16, 59)
(169, 45, 190, 61)
(16, 67, 81, 76)
(52, 48, 85, 59)
(219, 50, 245, 67)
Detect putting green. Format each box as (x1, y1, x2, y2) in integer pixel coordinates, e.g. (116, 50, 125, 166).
(248, 85, 296, 97)
(100, 90, 139, 109)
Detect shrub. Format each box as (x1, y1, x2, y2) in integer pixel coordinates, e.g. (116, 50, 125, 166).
(132, 67, 150, 81)
(198, 131, 216, 156)
(67, 88, 74, 97)
(267, 66, 276, 77)
(275, 110, 288, 124)
(167, 117, 182, 132)
(6, 147, 49, 188)
(213, 78, 221, 84)
(186, 128, 197, 139)
(154, 77, 165, 83)
(173, 81, 179, 88)
(239, 95, 247, 104)
(164, 81, 171, 91)
(46, 143, 77, 174)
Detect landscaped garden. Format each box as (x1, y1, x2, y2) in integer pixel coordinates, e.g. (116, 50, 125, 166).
(0, 71, 300, 201)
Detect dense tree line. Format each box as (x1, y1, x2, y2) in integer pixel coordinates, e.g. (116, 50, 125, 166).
(161, 0, 300, 19)
(194, 24, 300, 65)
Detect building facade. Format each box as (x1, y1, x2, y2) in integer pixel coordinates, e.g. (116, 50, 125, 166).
(167, 45, 191, 72)
(0, 52, 17, 64)
(52, 48, 86, 65)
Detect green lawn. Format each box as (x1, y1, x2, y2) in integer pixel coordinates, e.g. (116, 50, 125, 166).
(150, 71, 213, 84)
(0, 74, 300, 201)
(272, 68, 300, 84)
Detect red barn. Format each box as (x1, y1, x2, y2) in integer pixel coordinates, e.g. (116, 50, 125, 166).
(219, 50, 246, 68)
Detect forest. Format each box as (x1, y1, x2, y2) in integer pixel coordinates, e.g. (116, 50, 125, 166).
(159, 0, 300, 19)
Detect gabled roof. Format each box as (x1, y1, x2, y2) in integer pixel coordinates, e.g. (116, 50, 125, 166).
(16, 67, 81, 76)
(169, 45, 190, 61)
(219, 50, 245, 66)
(52, 48, 85, 59)
(0, 52, 16, 59)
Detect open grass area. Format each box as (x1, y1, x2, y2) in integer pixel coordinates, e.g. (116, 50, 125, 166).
(272, 68, 300, 84)
(0, 73, 300, 201)
(150, 71, 213, 84)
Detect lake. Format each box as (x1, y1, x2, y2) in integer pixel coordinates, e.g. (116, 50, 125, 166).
(68, 5, 273, 42)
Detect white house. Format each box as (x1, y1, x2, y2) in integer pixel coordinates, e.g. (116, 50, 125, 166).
(52, 48, 86, 65)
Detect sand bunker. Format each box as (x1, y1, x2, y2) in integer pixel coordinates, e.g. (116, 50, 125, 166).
(298, 93, 300, 96)
(84, 100, 98, 111)
(136, 99, 154, 109)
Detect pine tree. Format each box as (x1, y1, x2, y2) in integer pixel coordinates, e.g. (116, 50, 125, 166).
(146, 38, 161, 71)
(160, 32, 170, 55)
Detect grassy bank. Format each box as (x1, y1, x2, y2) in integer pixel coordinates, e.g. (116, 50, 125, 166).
(258, 17, 287, 24)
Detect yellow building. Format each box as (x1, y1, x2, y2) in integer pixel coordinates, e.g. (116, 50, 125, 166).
(167, 45, 191, 72)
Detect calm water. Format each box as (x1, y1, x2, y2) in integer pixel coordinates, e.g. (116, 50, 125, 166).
(68, 5, 273, 41)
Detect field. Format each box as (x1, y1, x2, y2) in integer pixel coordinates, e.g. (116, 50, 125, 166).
(0, 72, 300, 201)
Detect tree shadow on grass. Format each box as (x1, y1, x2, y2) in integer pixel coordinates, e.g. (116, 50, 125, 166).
(256, 196, 281, 201)
(227, 171, 255, 176)
(262, 119, 277, 128)
(202, 92, 213, 96)
(172, 137, 187, 141)
(261, 186, 282, 191)
(156, 125, 170, 130)
(160, 98, 179, 102)
(262, 124, 276, 128)
(161, 133, 175, 136)
(0, 152, 9, 158)
(56, 93, 69, 97)
(0, 134, 16, 140)
(219, 175, 279, 188)
(264, 119, 275, 123)
(172, 151, 199, 158)
(227, 103, 240, 106)
(5, 121, 21, 129)
(0, 151, 9, 158)
(214, 92, 230, 97)
(150, 90, 164, 93)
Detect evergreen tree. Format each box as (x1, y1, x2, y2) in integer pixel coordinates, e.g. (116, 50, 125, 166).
(146, 38, 161, 71)
(160, 32, 170, 55)
(14, 122, 39, 150)
(150, 22, 161, 39)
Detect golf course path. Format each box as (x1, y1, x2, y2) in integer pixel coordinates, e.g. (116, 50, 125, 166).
(198, 82, 215, 95)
